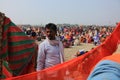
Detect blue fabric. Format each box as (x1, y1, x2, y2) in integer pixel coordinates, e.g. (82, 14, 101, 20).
(87, 60, 120, 80)
(80, 51, 85, 55)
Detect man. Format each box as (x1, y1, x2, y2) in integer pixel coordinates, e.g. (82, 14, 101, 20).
(36, 23, 64, 71)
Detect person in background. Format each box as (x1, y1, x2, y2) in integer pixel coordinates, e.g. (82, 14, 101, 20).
(74, 37, 80, 46)
(31, 31, 37, 40)
(75, 49, 88, 57)
(62, 39, 71, 48)
(36, 23, 64, 71)
(93, 33, 100, 46)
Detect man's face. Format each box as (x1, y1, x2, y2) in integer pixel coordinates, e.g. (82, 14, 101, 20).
(45, 28, 56, 40)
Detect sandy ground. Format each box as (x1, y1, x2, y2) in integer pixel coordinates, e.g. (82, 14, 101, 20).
(37, 40, 120, 61)
(64, 43, 120, 61)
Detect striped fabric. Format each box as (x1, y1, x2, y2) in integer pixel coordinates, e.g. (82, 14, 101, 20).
(0, 17, 37, 79)
(2, 61, 12, 79)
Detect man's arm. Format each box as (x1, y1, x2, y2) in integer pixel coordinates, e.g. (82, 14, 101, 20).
(36, 43, 46, 71)
(87, 60, 120, 80)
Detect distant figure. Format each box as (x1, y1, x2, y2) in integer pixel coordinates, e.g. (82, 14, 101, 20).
(75, 49, 88, 57)
(93, 34, 100, 46)
(31, 31, 37, 39)
(62, 39, 70, 48)
(36, 23, 64, 71)
(74, 37, 80, 46)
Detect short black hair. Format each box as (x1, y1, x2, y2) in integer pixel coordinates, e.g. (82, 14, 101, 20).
(45, 23, 57, 31)
(31, 32, 36, 37)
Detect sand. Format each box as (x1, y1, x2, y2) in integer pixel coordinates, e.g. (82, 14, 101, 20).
(64, 43, 120, 61)
(37, 40, 120, 61)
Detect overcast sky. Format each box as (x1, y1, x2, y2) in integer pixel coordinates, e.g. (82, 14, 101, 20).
(0, 0, 120, 25)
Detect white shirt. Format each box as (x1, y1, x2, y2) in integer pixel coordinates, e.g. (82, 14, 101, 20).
(36, 39, 64, 71)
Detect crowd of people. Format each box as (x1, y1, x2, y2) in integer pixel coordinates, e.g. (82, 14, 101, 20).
(19, 24, 115, 48)
(18, 23, 116, 69)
